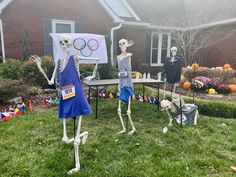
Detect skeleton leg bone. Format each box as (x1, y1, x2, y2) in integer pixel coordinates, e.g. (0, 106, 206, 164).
(194, 110, 199, 125)
(127, 96, 136, 135)
(166, 109, 173, 127)
(68, 116, 88, 175)
(117, 100, 126, 134)
(62, 119, 71, 143)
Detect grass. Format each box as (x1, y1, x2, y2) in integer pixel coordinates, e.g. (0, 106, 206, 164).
(0, 100, 236, 177)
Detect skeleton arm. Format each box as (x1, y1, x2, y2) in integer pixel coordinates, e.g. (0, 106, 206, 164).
(49, 62, 58, 85)
(74, 55, 100, 81)
(30, 55, 50, 83)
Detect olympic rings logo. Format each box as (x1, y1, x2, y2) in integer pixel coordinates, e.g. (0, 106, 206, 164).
(73, 38, 99, 57)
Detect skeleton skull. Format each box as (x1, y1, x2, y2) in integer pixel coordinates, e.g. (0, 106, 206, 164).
(171, 46, 177, 57)
(59, 36, 73, 52)
(119, 39, 134, 53)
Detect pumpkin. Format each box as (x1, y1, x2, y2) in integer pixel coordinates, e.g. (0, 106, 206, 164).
(183, 81, 191, 90)
(229, 84, 236, 92)
(109, 92, 114, 99)
(223, 63, 231, 70)
(191, 63, 199, 70)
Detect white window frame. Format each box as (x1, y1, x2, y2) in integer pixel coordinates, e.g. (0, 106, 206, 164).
(52, 19, 75, 33)
(150, 32, 171, 66)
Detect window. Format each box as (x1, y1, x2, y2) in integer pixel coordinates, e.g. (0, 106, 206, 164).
(52, 19, 75, 33)
(150, 33, 171, 66)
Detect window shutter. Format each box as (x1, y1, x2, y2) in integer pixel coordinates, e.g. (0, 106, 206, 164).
(43, 18, 53, 56)
(145, 31, 151, 65)
(75, 21, 83, 33)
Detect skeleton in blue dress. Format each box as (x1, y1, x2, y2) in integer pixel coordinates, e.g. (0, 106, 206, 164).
(30, 35, 99, 174)
(117, 39, 136, 135)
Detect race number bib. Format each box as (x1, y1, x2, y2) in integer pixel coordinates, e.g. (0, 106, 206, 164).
(61, 84, 76, 100)
(118, 71, 128, 78)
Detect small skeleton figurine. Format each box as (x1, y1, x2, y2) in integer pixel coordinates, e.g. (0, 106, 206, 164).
(162, 46, 182, 97)
(30, 35, 99, 174)
(117, 39, 136, 135)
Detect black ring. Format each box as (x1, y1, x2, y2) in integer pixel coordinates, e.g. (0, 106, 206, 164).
(73, 38, 86, 50)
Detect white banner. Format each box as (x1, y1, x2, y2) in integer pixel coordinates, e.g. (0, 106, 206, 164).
(50, 33, 108, 64)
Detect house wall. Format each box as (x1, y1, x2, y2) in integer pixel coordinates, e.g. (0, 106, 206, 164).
(117, 27, 147, 72)
(197, 24, 236, 69)
(118, 27, 162, 74)
(2, 0, 113, 59)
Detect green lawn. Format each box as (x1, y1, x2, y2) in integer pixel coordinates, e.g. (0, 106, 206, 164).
(0, 100, 236, 177)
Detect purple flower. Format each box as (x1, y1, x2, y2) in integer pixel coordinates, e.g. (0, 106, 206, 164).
(216, 84, 230, 94)
(192, 76, 211, 87)
(209, 77, 223, 88)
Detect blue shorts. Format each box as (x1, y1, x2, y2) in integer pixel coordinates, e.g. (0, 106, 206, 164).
(119, 86, 134, 104)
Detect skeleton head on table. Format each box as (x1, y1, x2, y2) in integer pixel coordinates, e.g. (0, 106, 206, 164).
(119, 39, 134, 54)
(59, 36, 73, 52)
(171, 46, 177, 57)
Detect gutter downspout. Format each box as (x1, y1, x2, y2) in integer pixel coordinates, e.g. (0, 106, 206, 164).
(0, 19, 5, 63)
(110, 23, 123, 66)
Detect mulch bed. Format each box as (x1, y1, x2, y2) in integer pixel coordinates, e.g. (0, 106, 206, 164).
(175, 87, 236, 103)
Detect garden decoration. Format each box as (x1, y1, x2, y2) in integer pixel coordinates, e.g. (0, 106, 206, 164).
(191, 62, 199, 70)
(182, 81, 191, 90)
(162, 46, 182, 98)
(30, 34, 100, 174)
(223, 63, 231, 70)
(117, 39, 136, 135)
(160, 96, 199, 129)
(208, 88, 217, 94)
(229, 84, 236, 92)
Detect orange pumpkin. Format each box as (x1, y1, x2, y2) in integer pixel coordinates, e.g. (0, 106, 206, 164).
(191, 63, 199, 70)
(109, 92, 114, 99)
(229, 84, 236, 92)
(183, 81, 192, 90)
(223, 63, 231, 70)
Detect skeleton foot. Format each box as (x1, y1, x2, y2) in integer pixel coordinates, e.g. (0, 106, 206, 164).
(168, 118, 173, 127)
(117, 129, 126, 134)
(80, 131, 88, 145)
(67, 166, 80, 175)
(128, 129, 136, 135)
(62, 136, 70, 143)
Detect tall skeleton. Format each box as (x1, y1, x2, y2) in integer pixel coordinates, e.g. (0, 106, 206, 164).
(117, 39, 136, 135)
(30, 35, 99, 174)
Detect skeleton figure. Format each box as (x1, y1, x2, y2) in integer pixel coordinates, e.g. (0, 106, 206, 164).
(162, 46, 182, 97)
(160, 97, 199, 127)
(30, 35, 99, 174)
(117, 39, 136, 135)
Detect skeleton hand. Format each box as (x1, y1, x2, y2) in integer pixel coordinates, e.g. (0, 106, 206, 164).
(48, 80, 54, 85)
(30, 55, 42, 69)
(84, 75, 95, 81)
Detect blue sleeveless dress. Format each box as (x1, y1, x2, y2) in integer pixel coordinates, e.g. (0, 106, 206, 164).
(58, 56, 92, 118)
(118, 55, 134, 104)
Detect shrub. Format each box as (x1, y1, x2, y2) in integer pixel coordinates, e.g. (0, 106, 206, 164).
(0, 79, 30, 101)
(98, 64, 118, 79)
(0, 59, 21, 79)
(184, 98, 236, 118)
(79, 64, 96, 80)
(20, 56, 54, 88)
(28, 86, 43, 96)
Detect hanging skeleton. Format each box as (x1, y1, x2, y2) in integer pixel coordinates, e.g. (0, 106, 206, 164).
(162, 46, 182, 98)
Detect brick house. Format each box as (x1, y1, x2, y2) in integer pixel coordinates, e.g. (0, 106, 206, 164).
(0, 0, 236, 73)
